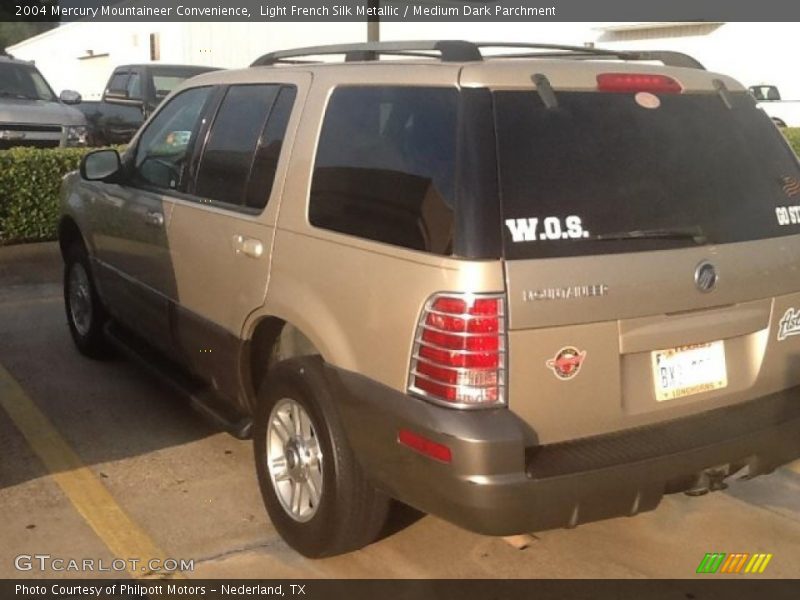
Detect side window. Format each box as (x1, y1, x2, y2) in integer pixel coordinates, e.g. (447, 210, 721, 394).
(309, 87, 457, 255)
(195, 84, 295, 209)
(126, 72, 142, 100)
(133, 86, 212, 191)
(107, 71, 128, 95)
(245, 86, 297, 209)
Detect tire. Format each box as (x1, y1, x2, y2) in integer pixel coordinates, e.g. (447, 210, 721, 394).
(253, 356, 390, 557)
(63, 243, 111, 359)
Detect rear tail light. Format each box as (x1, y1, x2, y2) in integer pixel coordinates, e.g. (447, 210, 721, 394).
(408, 293, 506, 408)
(597, 72, 683, 94)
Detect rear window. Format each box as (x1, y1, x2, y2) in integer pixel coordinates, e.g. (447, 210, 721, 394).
(495, 90, 800, 259)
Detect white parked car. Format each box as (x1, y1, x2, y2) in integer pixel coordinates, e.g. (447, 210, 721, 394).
(749, 84, 800, 128)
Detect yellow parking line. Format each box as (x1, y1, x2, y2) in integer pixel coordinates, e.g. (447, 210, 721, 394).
(0, 363, 183, 579)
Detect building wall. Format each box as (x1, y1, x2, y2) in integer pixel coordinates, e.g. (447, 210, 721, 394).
(593, 22, 800, 100)
(8, 21, 800, 100)
(8, 22, 365, 99)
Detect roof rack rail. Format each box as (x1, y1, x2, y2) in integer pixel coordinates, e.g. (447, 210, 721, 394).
(617, 50, 705, 70)
(250, 40, 705, 70)
(251, 41, 481, 66)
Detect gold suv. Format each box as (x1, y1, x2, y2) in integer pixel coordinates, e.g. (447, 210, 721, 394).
(58, 41, 800, 557)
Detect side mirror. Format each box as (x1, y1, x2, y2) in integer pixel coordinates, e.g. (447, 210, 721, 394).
(60, 89, 82, 105)
(80, 149, 122, 182)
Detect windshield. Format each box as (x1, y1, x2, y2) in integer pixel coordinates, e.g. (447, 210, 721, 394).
(495, 90, 800, 259)
(0, 62, 56, 102)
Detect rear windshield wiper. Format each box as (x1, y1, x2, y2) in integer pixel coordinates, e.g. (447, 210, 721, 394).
(591, 227, 708, 245)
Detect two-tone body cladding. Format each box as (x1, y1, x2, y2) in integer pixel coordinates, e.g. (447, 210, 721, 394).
(59, 41, 800, 556)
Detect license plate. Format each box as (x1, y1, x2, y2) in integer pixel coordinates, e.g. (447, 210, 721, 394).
(651, 341, 728, 401)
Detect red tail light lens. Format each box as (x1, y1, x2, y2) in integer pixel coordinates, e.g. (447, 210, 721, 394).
(408, 293, 506, 408)
(597, 73, 683, 94)
(398, 429, 452, 463)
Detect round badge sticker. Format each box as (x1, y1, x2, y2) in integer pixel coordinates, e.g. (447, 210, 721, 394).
(635, 91, 661, 109)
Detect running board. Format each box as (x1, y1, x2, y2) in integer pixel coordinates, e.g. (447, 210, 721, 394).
(104, 323, 253, 440)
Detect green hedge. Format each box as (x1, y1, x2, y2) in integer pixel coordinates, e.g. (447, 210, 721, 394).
(0, 146, 94, 245)
(1, 129, 800, 246)
(783, 127, 800, 154)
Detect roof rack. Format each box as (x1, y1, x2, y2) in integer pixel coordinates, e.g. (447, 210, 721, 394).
(250, 40, 705, 70)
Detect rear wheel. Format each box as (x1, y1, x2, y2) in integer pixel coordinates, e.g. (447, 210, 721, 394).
(64, 244, 111, 359)
(253, 356, 390, 557)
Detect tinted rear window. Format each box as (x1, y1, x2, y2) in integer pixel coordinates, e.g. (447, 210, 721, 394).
(495, 90, 800, 259)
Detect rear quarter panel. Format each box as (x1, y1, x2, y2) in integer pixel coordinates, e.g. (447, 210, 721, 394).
(249, 64, 506, 390)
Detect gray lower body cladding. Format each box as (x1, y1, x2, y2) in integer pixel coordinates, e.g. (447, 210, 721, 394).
(326, 365, 800, 536)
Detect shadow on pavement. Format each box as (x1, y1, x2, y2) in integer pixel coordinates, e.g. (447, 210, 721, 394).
(0, 242, 219, 491)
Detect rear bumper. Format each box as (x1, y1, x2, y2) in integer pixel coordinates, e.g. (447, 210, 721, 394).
(327, 366, 800, 536)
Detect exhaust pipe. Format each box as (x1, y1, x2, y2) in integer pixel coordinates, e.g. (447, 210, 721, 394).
(684, 465, 732, 496)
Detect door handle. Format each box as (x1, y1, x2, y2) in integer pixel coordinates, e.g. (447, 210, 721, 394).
(233, 235, 264, 259)
(144, 210, 164, 227)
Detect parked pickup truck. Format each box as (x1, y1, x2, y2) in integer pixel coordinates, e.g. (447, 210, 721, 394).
(76, 63, 218, 146)
(749, 84, 800, 128)
(0, 51, 88, 149)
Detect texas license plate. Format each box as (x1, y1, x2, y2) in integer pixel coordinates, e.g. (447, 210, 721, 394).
(651, 341, 728, 401)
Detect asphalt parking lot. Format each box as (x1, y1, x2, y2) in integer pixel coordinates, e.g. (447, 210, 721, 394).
(1, 242, 799, 580)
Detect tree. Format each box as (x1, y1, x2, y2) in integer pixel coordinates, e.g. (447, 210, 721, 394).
(0, 22, 58, 52)
(0, 1, 58, 52)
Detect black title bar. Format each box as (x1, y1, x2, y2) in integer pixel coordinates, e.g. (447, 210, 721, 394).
(3, 579, 800, 600)
(4, 0, 800, 22)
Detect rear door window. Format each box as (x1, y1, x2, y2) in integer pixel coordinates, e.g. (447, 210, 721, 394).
(309, 86, 458, 255)
(195, 84, 279, 207)
(194, 84, 296, 210)
(495, 90, 800, 259)
(244, 86, 296, 210)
